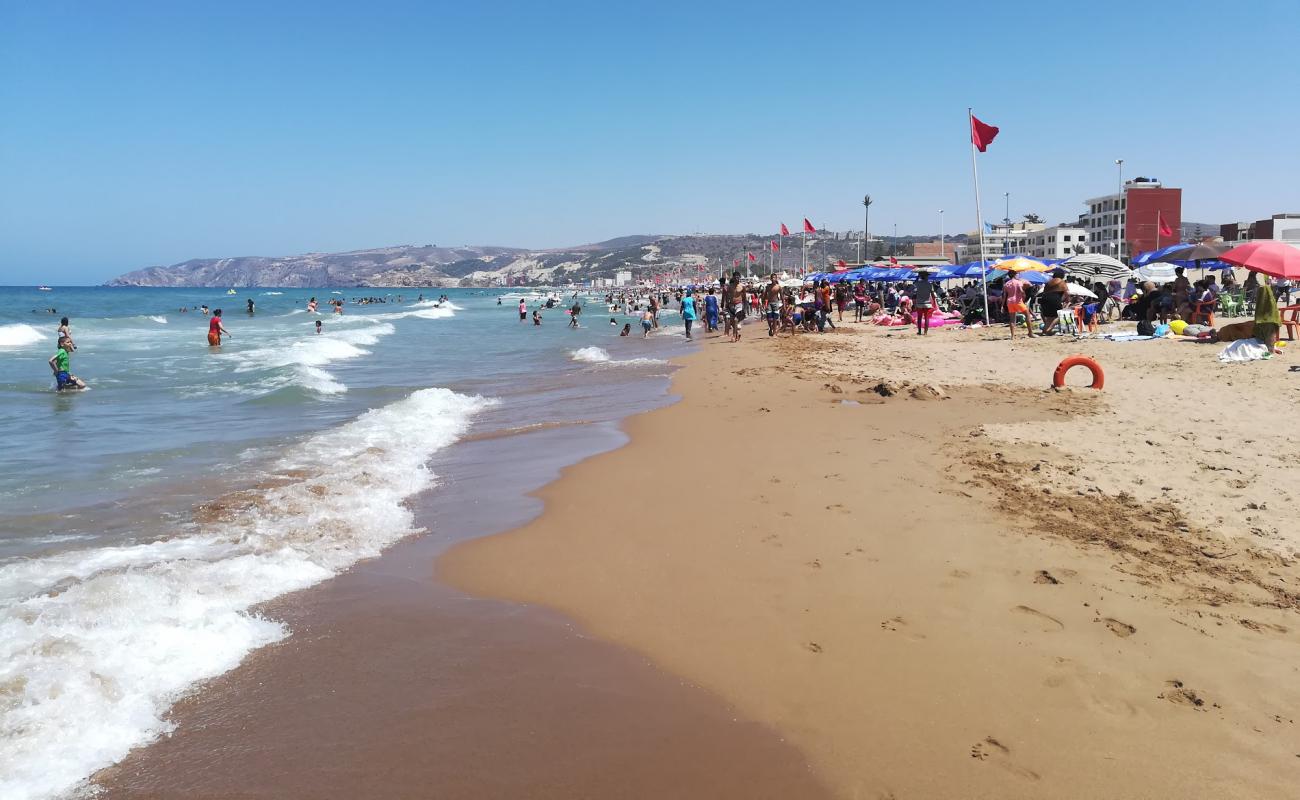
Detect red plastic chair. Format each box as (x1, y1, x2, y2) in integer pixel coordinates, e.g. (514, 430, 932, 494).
(1189, 300, 1216, 327)
(1281, 305, 1300, 341)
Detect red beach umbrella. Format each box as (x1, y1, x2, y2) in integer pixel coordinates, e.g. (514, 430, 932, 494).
(1219, 240, 1300, 280)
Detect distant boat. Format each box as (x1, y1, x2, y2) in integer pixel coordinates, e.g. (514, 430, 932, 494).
(37, 286, 52, 291)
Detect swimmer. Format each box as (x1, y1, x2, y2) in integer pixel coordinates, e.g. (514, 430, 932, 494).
(247, 298, 255, 315)
(49, 338, 85, 391)
(207, 309, 231, 346)
(57, 317, 76, 351)
(610, 317, 617, 326)
(532, 309, 542, 326)
(307, 297, 318, 313)
(620, 323, 631, 336)
(315, 320, 323, 335)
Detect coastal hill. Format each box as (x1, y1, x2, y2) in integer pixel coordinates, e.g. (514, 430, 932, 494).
(104, 233, 943, 288)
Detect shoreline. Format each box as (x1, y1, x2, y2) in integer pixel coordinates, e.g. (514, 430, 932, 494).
(95, 370, 830, 798)
(441, 321, 1300, 798)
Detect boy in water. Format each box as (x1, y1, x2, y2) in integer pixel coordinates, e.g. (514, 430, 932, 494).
(315, 320, 323, 335)
(49, 338, 85, 391)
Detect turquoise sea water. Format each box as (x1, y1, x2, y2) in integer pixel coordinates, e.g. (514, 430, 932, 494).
(0, 285, 685, 800)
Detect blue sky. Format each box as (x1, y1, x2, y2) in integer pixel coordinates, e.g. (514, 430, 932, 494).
(2, 0, 1297, 283)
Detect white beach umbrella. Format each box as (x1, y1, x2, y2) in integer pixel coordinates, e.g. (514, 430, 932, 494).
(1132, 263, 1177, 284)
(1066, 283, 1098, 299)
(1060, 253, 1131, 281)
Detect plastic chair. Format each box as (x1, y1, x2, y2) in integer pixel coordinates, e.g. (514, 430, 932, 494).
(1189, 300, 1216, 327)
(1281, 305, 1300, 342)
(1219, 293, 1243, 318)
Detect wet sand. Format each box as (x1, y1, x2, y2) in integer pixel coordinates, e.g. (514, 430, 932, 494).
(443, 323, 1300, 799)
(96, 424, 829, 799)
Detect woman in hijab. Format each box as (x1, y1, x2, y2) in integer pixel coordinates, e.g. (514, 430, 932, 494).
(1252, 271, 1282, 352)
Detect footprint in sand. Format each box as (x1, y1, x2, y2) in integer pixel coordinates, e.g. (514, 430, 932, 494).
(806, 559, 823, 570)
(880, 616, 927, 640)
(804, 641, 823, 653)
(825, 503, 850, 514)
(1011, 605, 1064, 632)
(1101, 618, 1136, 638)
(1158, 680, 1207, 710)
(1033, 570, 1061, 585)
(969, 737, 1040, 780)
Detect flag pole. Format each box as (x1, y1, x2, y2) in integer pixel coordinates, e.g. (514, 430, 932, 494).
(802, 229, 807, 275)
(968, 107, 990, 326)
(1155, 211, 1161, 251)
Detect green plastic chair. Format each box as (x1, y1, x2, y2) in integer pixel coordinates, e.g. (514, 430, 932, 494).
(1218, 292, 1243, 318)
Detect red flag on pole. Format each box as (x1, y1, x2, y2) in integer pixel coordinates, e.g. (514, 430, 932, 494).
(970, 114, 999, 152)
(733, 259, 740, 267)
(770, 240, 779, 252)
(1158, 212, 1173, 238)
(780, 223, 790, 236)
(747, 252, 756, 262)
(803, 218, 816, 234)
(889, 255, 899, 265)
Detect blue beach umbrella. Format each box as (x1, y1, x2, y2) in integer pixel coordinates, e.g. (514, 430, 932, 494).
(1132, 244, 1187, 266)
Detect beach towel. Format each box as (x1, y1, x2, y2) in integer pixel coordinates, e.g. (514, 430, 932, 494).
(1218, 339, 1271, 363)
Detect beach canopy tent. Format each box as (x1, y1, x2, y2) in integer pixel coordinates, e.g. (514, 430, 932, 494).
(1219, 240, 1300, 280)
(1059, 253, 1130, 281)
(1132, 243, 1189, 266)
(1132, 262, 1178, 283)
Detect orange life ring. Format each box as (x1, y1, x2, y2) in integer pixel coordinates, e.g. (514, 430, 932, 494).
(1053, 355, 1103, 390)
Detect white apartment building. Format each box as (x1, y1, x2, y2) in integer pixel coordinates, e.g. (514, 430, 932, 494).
(954, 221, 1043, 262)
(1082, 192, 1127, 260)
(1025, 225, 1088, 259)
(614, 270, 633, 286)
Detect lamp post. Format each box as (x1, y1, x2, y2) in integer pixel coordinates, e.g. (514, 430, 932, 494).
(1003, 192, 1011, 254)
(862, 195, 872, 264)
(1115, 159, 1124, 261)
(893, 223, 898, 257)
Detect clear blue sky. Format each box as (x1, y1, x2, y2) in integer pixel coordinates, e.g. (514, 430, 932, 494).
(2, 0, 1297, 283)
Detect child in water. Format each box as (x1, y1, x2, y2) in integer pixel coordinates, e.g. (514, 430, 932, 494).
(315, 320, 323, 335)
(49, 338, 85, 391)
(620, 323, 631, 336)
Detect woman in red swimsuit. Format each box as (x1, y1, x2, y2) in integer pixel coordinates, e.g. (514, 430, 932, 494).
(207, 309, 231, 346)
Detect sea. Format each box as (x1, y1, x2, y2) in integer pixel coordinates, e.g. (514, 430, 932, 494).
(0, 285, 687, 800)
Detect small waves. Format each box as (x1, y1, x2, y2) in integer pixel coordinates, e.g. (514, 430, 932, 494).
(0, 387, 497, 800)
(222, 323, 396, 395)
(147, 315, 167, 324)
(569, 346, 667, 368)
(0, 324, 48, 348)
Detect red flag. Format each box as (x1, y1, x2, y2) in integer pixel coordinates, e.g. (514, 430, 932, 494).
(770, 240, 779, 252)
(837, 259, 846, 268)
(1158, 212, 1173, 238)
(747, 252, 756, 262)
(803, 218, 816, 234)
(780, 223, 790, 236)
(733, 259, 740, 267)
(889, 255, 899, 265)
(970, 114, 999, 152)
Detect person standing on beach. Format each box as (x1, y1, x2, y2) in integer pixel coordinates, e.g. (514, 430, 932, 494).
(680, 290, 697, 340)
(648, 294, 659, 329)
(724, 273, 746, 342)
(704, 287, 719, 332)
(911, 271, 937, 335)
(764, 275, 782, 337)
(207, 309, 230, 346)
(1002, 269, 1033, 339)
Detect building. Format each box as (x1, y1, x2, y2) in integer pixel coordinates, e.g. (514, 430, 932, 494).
(1081, 177, 1181, 262)
(1024, 225, 1089, 260)
(614, 270, 633, 286)
(1221, 214, 1300, 245)
(953, 221, 1044, 262)
(908, 240, 956, 262)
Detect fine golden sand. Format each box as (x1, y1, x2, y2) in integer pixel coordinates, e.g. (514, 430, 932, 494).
(442, 318, 1300, 799)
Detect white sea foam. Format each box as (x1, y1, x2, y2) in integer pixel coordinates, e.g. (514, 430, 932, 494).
(569, 347, 667, 368)
(224, 323, 396, 395)
(570, 346, 611, 363)
(147, 315, 167, 324)
(0, 387, 496, 800)
(261, 291, 284, 295)
(0, 324, 48, 348)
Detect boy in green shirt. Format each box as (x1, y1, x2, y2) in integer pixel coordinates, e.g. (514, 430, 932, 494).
(48, 338, 85, 391)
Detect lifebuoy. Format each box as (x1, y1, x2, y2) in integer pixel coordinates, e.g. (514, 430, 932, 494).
(1053, 355, 1103, 390)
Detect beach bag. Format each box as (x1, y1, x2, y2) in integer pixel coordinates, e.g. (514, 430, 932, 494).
(1136, 320, 1156, 336)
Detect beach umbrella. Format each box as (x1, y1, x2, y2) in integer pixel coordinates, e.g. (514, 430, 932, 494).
(1132, 243, 1188, 266)
(1059, 253, 1130, 282)
(990, 255, 1051, 272)
(1132, 263, 1177, 284)
(1066, 283, 1098, 299)
(988, 269, 1048, 284)
(1151, 242, 1231, 263)
(1219, 240, 1300, 280)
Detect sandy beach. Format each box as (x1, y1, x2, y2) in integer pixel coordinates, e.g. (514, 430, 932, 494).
(443, 318, 1300, 798)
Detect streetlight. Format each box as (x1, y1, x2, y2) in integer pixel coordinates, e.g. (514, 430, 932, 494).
(1003, 192, 1011, 254)
(1115, 159, 1124, 261)
(862, 195, 872, 264)
(893, 222, 898, 256)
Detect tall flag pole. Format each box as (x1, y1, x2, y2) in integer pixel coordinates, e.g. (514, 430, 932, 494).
(968, 108, 1000, 325)
(802, 218, 815, 275)
(779, 223, 789, 275)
